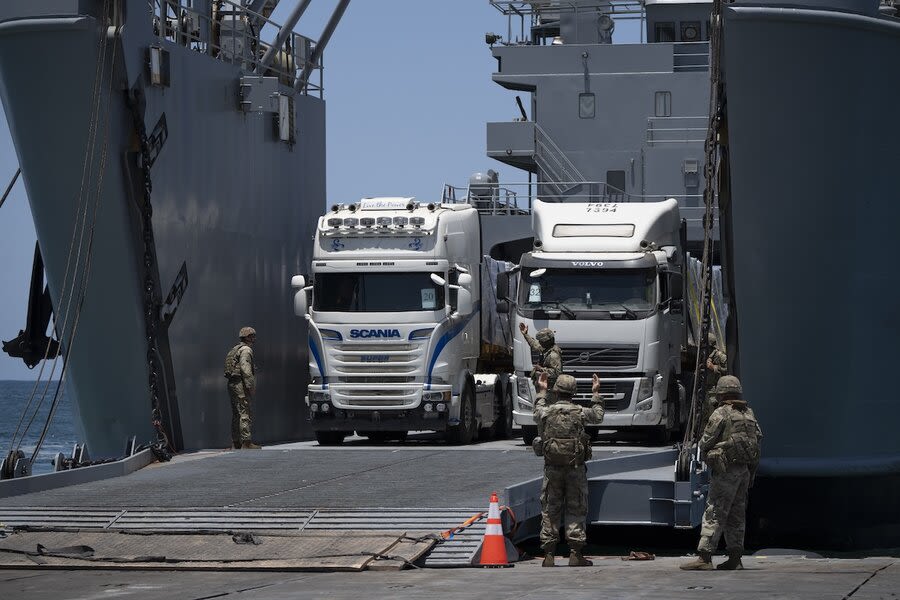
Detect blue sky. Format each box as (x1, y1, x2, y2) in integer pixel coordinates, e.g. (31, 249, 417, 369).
(0, 1, 640, 379)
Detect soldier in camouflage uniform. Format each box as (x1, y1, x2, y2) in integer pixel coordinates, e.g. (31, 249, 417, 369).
(533, 371, 604, 567)
(224, 327, 260, 449)
(681, 375, 762, 571)
(701, 333, 728, 426)
(519, 323, 562, 389)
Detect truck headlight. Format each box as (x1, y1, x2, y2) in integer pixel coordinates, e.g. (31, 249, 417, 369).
(423, 391, 445, 403)
(638, 377, 653, 401)
(517, 377, 531, 399)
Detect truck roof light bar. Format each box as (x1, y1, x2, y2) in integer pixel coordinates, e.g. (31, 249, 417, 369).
(393, 216, 409, 227)
(376, 217, 392, 228)
(326, 218, 342, 228)
(360, 217, 375, 227)
(409, 217, 425, 228)
(343, 217, 359, 228)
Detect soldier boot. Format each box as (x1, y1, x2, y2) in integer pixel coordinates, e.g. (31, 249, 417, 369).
(680, 551, 713, 570)
(542, 545, 556, 567)
(568, 549, 592, 567)
(241, 441, 262, 449)
(717, 549, 744, 570)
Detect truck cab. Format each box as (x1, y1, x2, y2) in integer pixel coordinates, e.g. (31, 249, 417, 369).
(503, 199, 688, 443)
(293, 197, 514, 445)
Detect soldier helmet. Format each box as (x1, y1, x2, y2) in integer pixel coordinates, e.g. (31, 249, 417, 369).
(715, 375, 743, 398)
(239, 326, 257, 339)
(707, 332, 717, 347)
(552, 374, 577, 397)
(535, 328, 555, 348)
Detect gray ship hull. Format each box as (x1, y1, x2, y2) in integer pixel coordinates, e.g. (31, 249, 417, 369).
(721, 1, 900, 545)
(0, 1, 324, 456)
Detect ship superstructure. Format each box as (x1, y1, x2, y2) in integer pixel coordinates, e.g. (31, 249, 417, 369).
(0, 0, 348, 457)
(486, 0, 714, 249)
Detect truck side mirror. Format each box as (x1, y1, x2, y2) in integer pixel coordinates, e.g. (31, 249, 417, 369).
(496, 272, 509, 300)
(455, 287, 473, 316)
(293, 288, 308, 317)
(291, 275, 306, 289)
(670, 298, 684, 314)
(668, 273, 683, 301)
(458, 273, 473, 287)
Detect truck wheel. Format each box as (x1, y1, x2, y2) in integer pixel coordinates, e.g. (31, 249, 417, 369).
(495, 387, 514, 440)
(315, 431, 346, 446)
(521, 425, 537, 446)
(447, 387, 475, 445)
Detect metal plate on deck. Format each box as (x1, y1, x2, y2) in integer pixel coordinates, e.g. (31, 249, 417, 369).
(0, 529, 435, 571)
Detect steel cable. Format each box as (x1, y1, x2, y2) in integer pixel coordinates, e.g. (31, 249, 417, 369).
(7, 1, 112, 459)
(30, 19, 118, 464)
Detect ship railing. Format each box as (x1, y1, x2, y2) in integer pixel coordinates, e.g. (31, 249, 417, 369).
(152, 0, 324, 96)
(440, 181, 702, 215)
(489, 1, 646, 46)
(646, 116, 707, 146)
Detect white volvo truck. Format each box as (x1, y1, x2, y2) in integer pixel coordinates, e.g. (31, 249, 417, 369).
(292, 197, 515, 445)
(497, 199, 689, 444)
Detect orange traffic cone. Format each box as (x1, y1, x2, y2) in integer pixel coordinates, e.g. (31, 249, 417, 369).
(478, 491, 513, 568)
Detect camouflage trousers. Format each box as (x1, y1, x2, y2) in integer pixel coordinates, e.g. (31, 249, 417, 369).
(540, 464, 588, 551)
(698, 463, 751, 554)
(228, 382, 252, 445)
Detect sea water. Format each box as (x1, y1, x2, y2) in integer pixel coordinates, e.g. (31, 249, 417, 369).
(0, 380, 76, 476)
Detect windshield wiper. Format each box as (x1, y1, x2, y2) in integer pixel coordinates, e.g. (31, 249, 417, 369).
(613, 303, 638, 319)
(541, 301, 576, 319)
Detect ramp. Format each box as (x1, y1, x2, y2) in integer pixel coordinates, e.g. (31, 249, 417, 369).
(505, 448, 707, 529)
(0, 506, 490, 568)
(0, 529, 435, 571)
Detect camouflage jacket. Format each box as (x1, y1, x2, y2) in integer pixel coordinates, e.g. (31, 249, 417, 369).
(534, 390, 605, 437)
(700, 401, 762, 467)
(706, 348, 728, 393)
(237, 344, 256, 392)
(523, 333, 562, 385)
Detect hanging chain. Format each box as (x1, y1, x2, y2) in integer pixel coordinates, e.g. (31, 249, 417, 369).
(127, 91, 173, 462)
(684, 0, 727, 449)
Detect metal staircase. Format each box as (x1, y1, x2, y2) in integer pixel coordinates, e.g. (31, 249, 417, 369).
(533, 122, 589, 200)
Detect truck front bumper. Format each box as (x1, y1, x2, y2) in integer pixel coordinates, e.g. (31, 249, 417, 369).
(310, 405, 449, 432)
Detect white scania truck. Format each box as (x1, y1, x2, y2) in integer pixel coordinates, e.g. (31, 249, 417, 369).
(292, 197, 515, 445)
(498, 198, 689, 444)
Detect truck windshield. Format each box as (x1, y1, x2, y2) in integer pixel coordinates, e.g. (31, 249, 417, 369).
(314, 272, 445, 312)
(519, 268, 656, 317)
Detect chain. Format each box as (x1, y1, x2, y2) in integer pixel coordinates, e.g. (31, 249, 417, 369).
(127, 91, 173, 462)
(684, 0, 726, 448)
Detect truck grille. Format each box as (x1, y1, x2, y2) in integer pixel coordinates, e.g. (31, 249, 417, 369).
(572, 380, 633, 413)
(535, 345, 639, 370)
(328, 342, 423, 407)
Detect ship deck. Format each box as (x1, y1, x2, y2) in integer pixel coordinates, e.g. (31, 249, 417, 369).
(0, 433, 652, 569)
(2, 553, 897, 599)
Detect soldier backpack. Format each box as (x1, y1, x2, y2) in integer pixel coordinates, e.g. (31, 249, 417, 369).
(224, 343, 245, 379)
(722, 407, 761, 466)
(540, 401, 590, 466)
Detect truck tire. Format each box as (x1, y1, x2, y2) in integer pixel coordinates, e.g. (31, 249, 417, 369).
(315, 431, 346, 446)
(495, 386, 514, 440)
(447, 386, 475, 445)
(521, 425, 537, 446)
